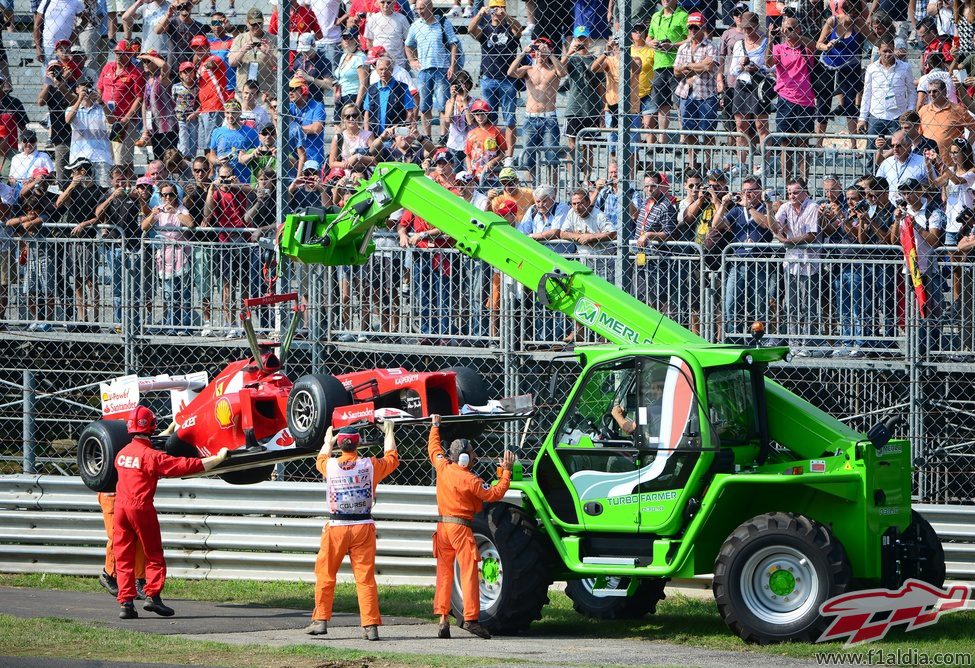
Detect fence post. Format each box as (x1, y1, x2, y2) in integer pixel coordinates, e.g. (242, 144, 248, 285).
(23, 369, 36, 474)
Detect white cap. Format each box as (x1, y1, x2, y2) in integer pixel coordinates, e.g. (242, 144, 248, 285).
(297, 32, 316, 51)
(302, 159, 321, 172)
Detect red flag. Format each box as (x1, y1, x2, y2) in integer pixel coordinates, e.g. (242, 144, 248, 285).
(899, 217, 928, 318)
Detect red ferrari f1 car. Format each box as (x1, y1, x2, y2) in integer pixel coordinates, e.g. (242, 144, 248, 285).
(77, 294, 531, 492)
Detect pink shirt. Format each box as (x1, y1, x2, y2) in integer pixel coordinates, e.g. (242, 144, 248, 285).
(771, 41, 814, 107)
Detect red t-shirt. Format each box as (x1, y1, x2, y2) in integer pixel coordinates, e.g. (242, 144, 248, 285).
(97, 62, 146, 118)
(211, 188, 249, 241)
(269, 7, 323, 39)
(114, 437, 204, 508)
(197, 56, 230, 113)
(922, 37, 954, 70)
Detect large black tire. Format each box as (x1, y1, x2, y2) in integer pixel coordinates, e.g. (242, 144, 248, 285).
(902, 510, 946, 588)
(219, 465, 275, 485)
(565, 577, 667, 620)
(442, 366, 490, 441)
(450, 502, 554, 634)
(77, 420, 131, 493)
(286, 374, 351, 449)
(713, 512, 851, 644)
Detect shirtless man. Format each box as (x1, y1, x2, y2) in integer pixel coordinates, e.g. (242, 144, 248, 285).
(508, 37, 565, 172)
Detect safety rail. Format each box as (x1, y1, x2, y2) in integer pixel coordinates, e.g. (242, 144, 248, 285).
(0, 476, 970, 584)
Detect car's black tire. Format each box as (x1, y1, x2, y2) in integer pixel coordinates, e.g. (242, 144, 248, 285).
(443, 366, 490, 441)
(165, 433, 198, 458)
(450, 502, 554, 635)
(565, 577, 667, 620)
(219, 465, 275, 485)
(713, 512, 851, 644)
(77, 420, 131, 493)
(902, 510, 946, 588)
(286, 374, 351, 449)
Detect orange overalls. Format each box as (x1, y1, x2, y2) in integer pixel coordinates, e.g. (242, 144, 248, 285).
(428, 427, 511, 623)
(98, 492, 146, 581)
(113, 438, 205, 604)
(311, 449, 400, 627)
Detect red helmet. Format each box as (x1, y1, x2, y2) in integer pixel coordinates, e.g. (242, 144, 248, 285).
(126, 406, 157, 435)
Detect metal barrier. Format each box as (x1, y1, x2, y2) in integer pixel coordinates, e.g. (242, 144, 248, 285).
(0, 475, 970, 583)
(759, 133, 877, 196)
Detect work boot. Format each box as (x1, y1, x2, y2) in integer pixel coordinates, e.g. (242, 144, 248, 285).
(437, 620, 451, 639)
(135, 579, 147, 600)
(460, 620, 491, 639)
(99, 570, 119, 596)
(304, 620, 327, 635)
(118, 602, 138, 619)
(363, 625, 379, 641)
(143, 595, 175, 617)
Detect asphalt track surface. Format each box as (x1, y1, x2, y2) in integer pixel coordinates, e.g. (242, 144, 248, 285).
(2, 587, 818, 667)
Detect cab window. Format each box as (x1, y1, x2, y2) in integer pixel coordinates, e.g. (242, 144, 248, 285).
(705, 367, 759, 446)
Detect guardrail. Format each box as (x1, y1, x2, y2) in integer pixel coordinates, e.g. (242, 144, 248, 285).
(0, 476, 971, 585)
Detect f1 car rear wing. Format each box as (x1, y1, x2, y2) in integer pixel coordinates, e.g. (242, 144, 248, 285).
(100, 373, 209, 422)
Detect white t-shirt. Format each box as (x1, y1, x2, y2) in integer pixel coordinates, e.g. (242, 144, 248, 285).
(945, 171, 975, 233)
(310, 0, 343, 44)
(365, 13, 411, 66)
(140, 1, 172, 56)
(369, 65, 417, 94)
(9, 150, 55, 186)
(560, 209, 616, 255)
(906, 199, 945, 275)
(37, 0, 84, 55)
(876, 153, 927, 198)
(67, 105, 114, 165)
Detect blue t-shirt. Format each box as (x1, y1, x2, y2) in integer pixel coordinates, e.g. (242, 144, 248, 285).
(727, 203, 772, 255)
(288, 99, 328, 166)
(405, 17, 459, 70)
(209, 124, 259, 183)
(208, 33, 236, 90)
(573, 0, 611, 40)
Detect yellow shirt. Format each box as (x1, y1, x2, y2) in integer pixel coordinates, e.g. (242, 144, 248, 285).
(631, 44, 655, 99)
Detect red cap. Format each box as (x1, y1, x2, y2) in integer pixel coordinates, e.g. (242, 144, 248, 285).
(190, 34, 210, 49)
(126, 406, 157, 436)
(324, 167, 345, 183)
(115, 39, 131, 52)
(495, 198, 519, 217)
(178, 61, 195, 72)
(335, 427, 360, 449)
(55, 39, 71, 50)
(687, 11, 705, 26)
(31, 167, 50, 179)
(365, 45, 386, 65)
(431, 147, 450, 163)
(140, 49, 161, 59)
(470, 99, 491, 113)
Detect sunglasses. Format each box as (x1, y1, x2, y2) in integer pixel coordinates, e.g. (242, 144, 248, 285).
(249, 22, 262, 28)
(161, 191, 177, 198)
(783, 26, 795, 33)
(193, 168, 208, 173)
(344, 114, 360, 119)
(688, 25, 701, 31)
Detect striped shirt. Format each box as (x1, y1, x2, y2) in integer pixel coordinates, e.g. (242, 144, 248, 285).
(405, 17, 458, 70)
(674, 39, 718, 100)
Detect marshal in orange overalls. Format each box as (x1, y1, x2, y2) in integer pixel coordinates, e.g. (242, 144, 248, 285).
(310, 426, 400, 631)
(428, 426, 511, 624)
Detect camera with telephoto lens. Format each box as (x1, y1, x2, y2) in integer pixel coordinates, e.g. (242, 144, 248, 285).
(958, 207, 975, 237)
(854, 199, 869, 213)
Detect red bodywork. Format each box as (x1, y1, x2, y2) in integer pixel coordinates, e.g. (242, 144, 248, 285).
(332, 368, 460, 427)
(175, 353, 294, 457)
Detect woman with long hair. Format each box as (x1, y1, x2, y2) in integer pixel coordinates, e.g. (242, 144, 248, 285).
(928, 137, 975, 310)
(729, 12, 770, 155)
(813, 0, 871, 148)
(332, 30, 368, 124)
(328, 103, 375, 174)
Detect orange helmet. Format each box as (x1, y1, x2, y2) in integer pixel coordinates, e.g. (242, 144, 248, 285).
(127, 406, 157, 435)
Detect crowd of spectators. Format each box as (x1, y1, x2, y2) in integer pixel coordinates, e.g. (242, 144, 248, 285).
(0, 0, 969, 354)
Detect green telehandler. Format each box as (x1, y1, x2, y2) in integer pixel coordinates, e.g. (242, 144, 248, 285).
(280, 163, 945, 644)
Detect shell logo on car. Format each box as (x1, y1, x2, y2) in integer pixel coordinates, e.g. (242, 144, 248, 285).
(214, 397, 235, 428)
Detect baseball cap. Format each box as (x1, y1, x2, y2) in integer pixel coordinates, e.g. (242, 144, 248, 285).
(432, 148, 450, 164)
(135, 176, 154, 186)
(470, 99, 491, 113)
(115, 39, 131, 52)
(731, 2, 749, 16)
(31, 167, 50, 179)
(900, 178, 923, 192)
(69, 44, 86, 56)
(495, 198, 519, 217)
(297, 32, 316, 51)
(55, 39, 71, 50)
(21, 129, 37, 144)
(488, 0, 505, 6)
(246, 8, 264, 23)
(190, 34, 209, 49)
(223, 99, 241, 111)
(456, 170, 474, 183)
(341, 29, 357, 40)
(687, 11, 705, 26)
(139, 49, 161, 59)
(631, 22, 648, 33)
(302, 159, 321, 173)
(324, 167, 345, 183)
(572, 25, 591, 38)
(178, 60, 195, 72)
(67, 157, 92, 172)
(365, 45, 387, 65)
(498, 167, 518, 182)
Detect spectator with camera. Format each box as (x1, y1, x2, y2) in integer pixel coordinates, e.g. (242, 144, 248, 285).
(57, 157, 105, 329)
(121, 0, 171, 58)
(561, 26, 601, 171)
(142, 180, 194, 334)
(97, 41, 144, 172)
(468, 0, 522, 154)
(7, 176, 56, 330)
(190, 34, 230, 155)
(202, 164, 252, 338)
(136, 51, 178, 159)
(928, 137, 975, 315)
(875, 130, 927, 198)
(171, 61, 199, 157)
(829, 183, 873, 358)
(441, 71, 474, 169)
(229, 9, 277, 97)
(240, 125, 278, 185)
(289, 160, 330, 211)
(405, 0, 460, 140)
(156, 1, 206, 71)
(208, 99, 258, 184)
(291, 33, 331, 104)
(647, 0, 688, 143)
(508, 37, 565, 172)
(66, 80, 113, 188)
(370, 124, 429, 164)
(766, 15, 816, 178)
(465, 99, 507, 186)
(773, 177, 823, 357)
(39, 58, 82, 184)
